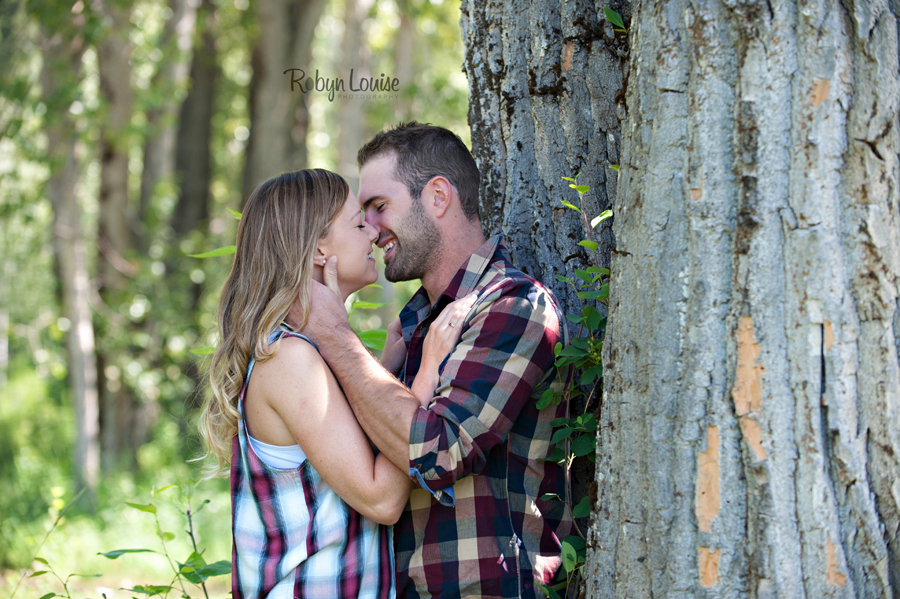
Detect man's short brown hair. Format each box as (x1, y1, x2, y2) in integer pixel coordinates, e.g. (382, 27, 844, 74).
(357, 122, 481, 221)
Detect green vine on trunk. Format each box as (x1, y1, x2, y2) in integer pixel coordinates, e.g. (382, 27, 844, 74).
(536, 175, 612, 599)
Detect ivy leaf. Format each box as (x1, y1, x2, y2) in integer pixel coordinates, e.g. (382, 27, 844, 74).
(561, 200, 581, 213)
(603, 7, 625, 29)
(562, 540, 578, 572)
(188, 245, 236, 258)
(572, 496, 591, 518)
(572, 434, 597, 457)
(536, 388, 556, 410)
(578, 240, 598, 252)
(550, 427, 574, 445)
(591, 210, 613, 229)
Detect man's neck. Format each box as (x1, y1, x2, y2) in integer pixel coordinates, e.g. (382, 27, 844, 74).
(421, 222, 486, 305)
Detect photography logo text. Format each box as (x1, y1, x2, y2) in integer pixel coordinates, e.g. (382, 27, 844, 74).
(284, 68, 400, 102)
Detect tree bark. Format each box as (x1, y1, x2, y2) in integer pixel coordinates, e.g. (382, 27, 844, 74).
(586, 1, 900, 598)
(41, 30, 100, 499)
(241, 0, 326, 202)
(460, 0, 627, 533)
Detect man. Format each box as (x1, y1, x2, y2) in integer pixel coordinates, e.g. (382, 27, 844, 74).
(295, 123, 573, 598)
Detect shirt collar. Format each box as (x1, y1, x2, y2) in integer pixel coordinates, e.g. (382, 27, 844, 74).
(400, 234, 509, 327)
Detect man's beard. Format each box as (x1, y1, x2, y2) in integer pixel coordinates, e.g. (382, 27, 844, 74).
(384, 196, 441, 283)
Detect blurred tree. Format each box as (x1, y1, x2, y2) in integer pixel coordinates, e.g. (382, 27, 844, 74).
(241, 0, 327, 201)
(39, 8, 100, 500)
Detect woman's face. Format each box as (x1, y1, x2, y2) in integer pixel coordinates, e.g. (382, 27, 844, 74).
(317, 190, 379, 300)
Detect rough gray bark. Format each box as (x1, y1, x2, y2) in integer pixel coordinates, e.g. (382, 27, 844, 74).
(241, 0, 326, 201)
(587, 1, 900, 598)
(460, 0, 624, 312)
(460, 0, 627, 535)
(41, 32, 100, 497)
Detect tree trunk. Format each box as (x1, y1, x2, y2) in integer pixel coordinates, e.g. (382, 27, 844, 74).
(96, 1, 137, 472)
(586, 1, 900, 598)
(460, 0, 626, 531)
(241, 0, 326, 202)
(139, 0, 197, 229)
(336, 0, 374, 192)
(172, 0, 216, 237)
(41, 31, 100, 499)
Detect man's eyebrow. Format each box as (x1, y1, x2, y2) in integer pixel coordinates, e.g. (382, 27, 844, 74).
(361, 195, 382, 210)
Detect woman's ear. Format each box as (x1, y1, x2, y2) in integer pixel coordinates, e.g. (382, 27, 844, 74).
(313, 246, 328, 267)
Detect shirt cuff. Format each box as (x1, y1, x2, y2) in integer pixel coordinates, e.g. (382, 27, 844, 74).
(409, 467, 456, 507)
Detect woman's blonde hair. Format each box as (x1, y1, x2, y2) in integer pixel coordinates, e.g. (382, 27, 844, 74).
(197, 169, 349, 476)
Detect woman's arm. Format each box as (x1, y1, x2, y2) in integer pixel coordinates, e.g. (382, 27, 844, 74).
(247, 336, 412, 525)
(410, 294, 476, 407)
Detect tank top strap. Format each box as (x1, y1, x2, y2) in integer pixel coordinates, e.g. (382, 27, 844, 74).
(276, 326, 320, 353)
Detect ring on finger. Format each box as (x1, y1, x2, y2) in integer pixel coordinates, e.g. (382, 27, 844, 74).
(448, 322, 455, 328)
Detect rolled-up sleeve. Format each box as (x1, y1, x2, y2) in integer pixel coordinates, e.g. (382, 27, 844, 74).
(407, 280, 562, 493)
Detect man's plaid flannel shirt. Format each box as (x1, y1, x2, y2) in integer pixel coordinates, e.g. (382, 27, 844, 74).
(395, 235, 574, 599)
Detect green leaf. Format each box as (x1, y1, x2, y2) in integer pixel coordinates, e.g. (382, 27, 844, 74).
(560, 200, 581, 213)
(66, 573, 101, 580)
(610, 164, 619, 172)
(582, 305, 602, 330)
(357, 329, 387, 351)
(586, 267, 609, 275)
(572, 434, 596, 457)
(188, 245, 236, 258)
(197, 560, 232, 577)
(554, 275, 573, 285)
(562, 539, 578, 572)
(227, 208, 242, 220)
(125, 502, 157, 514)
(550, 427, 574, 444)
(98, 549, 158, 559)
(190, 345, 216, 356)
(351, 300, 391, 310)
(572, 496, 591, 518)
(366, 283, 383, 289)
(122, 585, 172, 596)
(553, 342, 563, 356)
(540, 493, 560, 501)
(29, 571, 48, 577)
(536, 388, 556, 410)
(34, 557, 49, 565)
(574, 269, 592, 284)
(550, 417, 572, 427)
(591, 210, 613, 229)
(603, 7, 625, 29)
(556, 345, 587, 358)
(581, 363, 603, 386)
(161, 532, 175, 542)
(538, 446, 566, 463)
(563, 535, 587, 552)
(560, 176, 576, 182)
(570, 184, 590, 194)
(38, 594, 57, 599)
(566, 314, 581, 324)
(156, 485, 177, 494)
(578, 240, 598, 252)
(579, 413, 598, 433)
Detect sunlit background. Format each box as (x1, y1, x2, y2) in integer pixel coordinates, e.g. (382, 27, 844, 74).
(0, 0, 468, 594)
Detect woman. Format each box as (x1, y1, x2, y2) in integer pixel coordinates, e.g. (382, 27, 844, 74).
(197, 169, 471, 599)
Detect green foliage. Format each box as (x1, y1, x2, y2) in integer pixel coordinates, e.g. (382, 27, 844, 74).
(603, 7, 628, 33)
(537, 175, 611, 599)
(12, 480, 230, 599)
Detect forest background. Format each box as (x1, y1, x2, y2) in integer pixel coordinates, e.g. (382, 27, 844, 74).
(0, 0, 471, 595)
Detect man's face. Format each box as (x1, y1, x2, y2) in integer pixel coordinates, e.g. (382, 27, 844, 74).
(359, 154, 441, 283)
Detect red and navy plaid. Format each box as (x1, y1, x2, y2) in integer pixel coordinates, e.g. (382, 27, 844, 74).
(395, 235, 574, 599)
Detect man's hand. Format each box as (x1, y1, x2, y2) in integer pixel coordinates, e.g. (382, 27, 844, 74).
(286, 256, 351, 345)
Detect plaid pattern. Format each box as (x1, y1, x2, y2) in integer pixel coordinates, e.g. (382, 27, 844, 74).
(395, 236, 574, 599)
(232, 330, 395, 599)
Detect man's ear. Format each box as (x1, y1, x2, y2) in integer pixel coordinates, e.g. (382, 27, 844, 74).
(428, 176, 453, 218)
